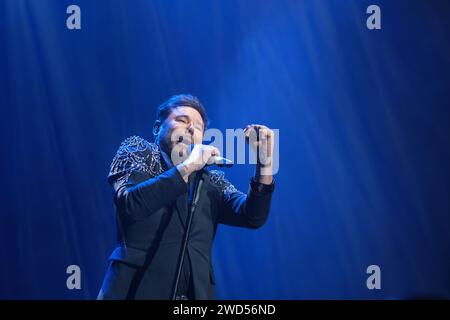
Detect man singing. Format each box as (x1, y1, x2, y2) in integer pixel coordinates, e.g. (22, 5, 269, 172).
(98, 94, 275, 299)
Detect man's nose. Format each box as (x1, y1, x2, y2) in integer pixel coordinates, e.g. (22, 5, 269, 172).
(187, 123, 195, 136)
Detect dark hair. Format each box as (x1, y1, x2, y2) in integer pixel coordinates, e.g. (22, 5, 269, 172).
(154, 94, 209, 131)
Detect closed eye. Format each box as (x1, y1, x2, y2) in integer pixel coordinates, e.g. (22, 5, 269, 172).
(175, 116, 203, 131)
(176, 116, 189, 124)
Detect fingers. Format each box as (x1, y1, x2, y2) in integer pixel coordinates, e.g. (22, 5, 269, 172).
(208, 146, 220, 158)
(244, 125, 258, 142)
(245, 124, 269, 133)
(202, 145, 220, 165)
(259, 128, 274, 142)
(244, 125, 274, 166)
(244, 124, 273, 142)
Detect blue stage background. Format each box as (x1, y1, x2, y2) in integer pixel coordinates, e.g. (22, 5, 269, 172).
(1, 0, 449, 299)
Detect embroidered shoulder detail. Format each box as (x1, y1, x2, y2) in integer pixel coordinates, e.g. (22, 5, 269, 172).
(209, 170, 240, 196)
(108, 136, 163, 184)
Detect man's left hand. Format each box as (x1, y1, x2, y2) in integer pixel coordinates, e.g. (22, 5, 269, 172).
(244, 124, 274, 184)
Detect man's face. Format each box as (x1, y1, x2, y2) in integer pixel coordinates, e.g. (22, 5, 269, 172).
(156, 106, 205, 156)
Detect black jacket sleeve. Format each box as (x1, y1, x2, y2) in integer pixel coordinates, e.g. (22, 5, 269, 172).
(107, 136, 188, 220)
(210, 170, 275, 229)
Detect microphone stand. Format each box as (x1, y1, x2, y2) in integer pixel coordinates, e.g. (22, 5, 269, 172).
(171, 170, 204, 300)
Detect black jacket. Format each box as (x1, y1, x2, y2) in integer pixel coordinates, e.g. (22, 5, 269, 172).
(98, 136, 274, 299)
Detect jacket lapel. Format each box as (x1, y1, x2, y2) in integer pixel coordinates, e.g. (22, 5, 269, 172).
(174, 169, 211, 230)
(175, 193, 188, 229)
(158, 148, 187, 229)
(158, 146, 212, 231)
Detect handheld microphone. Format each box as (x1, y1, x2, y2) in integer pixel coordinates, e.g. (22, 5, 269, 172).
(179, 139, 234, 168)
(208, 156, 233, 168)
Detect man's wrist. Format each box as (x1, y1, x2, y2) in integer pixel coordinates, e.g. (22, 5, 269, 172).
(254, 164, 273, 185)
(176, 163, 193, 183)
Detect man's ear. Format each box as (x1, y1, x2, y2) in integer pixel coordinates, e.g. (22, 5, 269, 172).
(153, 120, 161, 137)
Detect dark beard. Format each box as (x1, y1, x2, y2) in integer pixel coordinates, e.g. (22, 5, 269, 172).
(158, 136, 190, 166)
